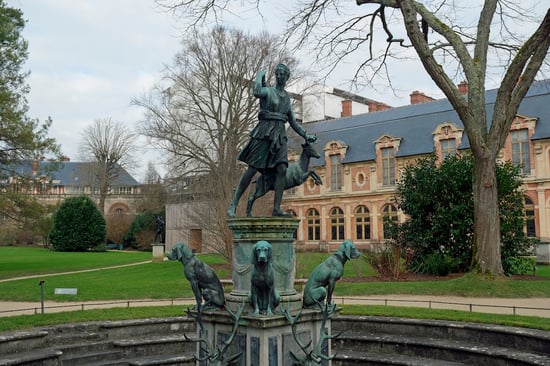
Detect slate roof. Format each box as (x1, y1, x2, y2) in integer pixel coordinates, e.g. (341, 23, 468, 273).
(12, 161, 140, 187)
(288, 79, 550, 167)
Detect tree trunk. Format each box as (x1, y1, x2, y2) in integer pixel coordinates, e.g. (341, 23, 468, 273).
(471, 153, 503, 275)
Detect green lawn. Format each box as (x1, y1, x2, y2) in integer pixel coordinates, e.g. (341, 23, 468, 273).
(1, 247, 550, 333)
(0, 247, 151, 279)
(1, 305, 549, 333)
(0, 247, 549, 302)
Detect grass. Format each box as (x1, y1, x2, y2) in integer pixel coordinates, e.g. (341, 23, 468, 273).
(0, 247, 549, 301)
(336, 272, 550, 298)
(338, 305, 550, 331)
(1, 304, 549, 333)
(0, 246, 549, 333)
(0, 247, 151, 279)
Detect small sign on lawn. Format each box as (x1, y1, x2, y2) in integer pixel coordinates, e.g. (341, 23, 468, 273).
(54, 288, 78, 295)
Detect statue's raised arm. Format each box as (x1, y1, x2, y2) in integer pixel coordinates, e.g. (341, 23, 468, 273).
(253, 70, 267, 97)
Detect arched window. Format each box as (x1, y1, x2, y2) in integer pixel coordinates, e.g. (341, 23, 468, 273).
(355, 205, 370, 240)
(330, 207, 345, 241)
(382, 204, 398, 239)
(524, 196, 536, 237)
(306, 208, 320, 241)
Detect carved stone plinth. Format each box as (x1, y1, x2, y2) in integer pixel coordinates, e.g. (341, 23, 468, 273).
(195, 308, 332, 366)
(226, 217, 301, 312)
(151, 242, 165, 263)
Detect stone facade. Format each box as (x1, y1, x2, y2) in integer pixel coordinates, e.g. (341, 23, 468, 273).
(282, 80, 550, 258)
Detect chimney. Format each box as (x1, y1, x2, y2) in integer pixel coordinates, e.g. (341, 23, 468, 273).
(368, 101, 391, 113)
(410, 90, 435, 104)
(458, 81, 468, 95)
(375, 102, 391, 111)
(341, 99, 352, 117)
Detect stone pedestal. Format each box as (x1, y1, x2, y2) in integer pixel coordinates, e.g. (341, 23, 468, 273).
(226, 217, 301, 312)
(151, 243, 165, 263)
(196, 308, 331, 366)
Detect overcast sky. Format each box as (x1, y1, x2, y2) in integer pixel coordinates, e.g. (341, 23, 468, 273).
(5, 0, 547, 181)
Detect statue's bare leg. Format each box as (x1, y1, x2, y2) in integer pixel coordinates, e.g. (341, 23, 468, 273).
(227, 167, 256, 218)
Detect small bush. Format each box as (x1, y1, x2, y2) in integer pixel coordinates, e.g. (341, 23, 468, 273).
(49, 196, 106, 252)
(414, 252, 458, 276)
(0, 227, 17, 246)
(123, 210, 163, 250)
(366, 243, 407, 279)
(505, 256, 536, 276)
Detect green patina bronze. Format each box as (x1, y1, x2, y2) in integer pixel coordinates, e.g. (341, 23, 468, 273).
(303, 240, 361, 312)
(227, 64, 317, 218)
(226, 217, 302, 312)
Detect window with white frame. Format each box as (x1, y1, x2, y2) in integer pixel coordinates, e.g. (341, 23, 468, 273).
(511, 129, 530, 174)
(381, 147, 395, 186)
(330, 154, 342, 191)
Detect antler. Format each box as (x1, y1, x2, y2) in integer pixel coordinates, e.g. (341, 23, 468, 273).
(186, 302, 246, 365)
(283, 304, 340, 365)
(283, 307, 314, 364)
(214, 302, 246, 362)
(312, 302, 341, 362)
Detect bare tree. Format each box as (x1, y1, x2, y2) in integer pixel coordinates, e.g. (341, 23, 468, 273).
(80, 118, 137, 215)
(138, 161, 167, 213)
(133, 26, 301, 258)
(157, 0, 550, 275)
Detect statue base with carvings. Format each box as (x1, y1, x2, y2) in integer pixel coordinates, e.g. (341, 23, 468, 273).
(225, 217, 302, 312)
(190, 217, 333, 365)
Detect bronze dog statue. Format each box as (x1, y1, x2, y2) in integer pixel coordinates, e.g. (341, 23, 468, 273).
(249, 240, 280, 315)
(168, 242, 225, 311)
(303, 240, 361, 310)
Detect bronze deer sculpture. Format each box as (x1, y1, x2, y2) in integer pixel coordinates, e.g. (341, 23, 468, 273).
(246, 141, 322, 216)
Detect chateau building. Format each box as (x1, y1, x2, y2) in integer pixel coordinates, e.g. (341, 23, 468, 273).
(2, 159, 141, 215)
(282, 79, 550, 261)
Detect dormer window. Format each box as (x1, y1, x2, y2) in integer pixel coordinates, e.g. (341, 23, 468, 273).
(433, 123, 463, 162)
(381, 147, 395, 186)
(511, 129, 530, 174)
(375, 135, 401, 187)
(324, 140, 348, 192)
(330, 154, 342, 191)
(441, 138, 456, 160)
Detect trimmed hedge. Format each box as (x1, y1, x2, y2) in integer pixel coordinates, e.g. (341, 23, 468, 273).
(49, 195, 106, 251)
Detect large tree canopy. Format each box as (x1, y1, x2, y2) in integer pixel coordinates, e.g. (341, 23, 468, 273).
(157, 0, 550, 275)
(0, 1, 59, 169)
(396, 154, 533, 276)
(0, 1, 60, 232)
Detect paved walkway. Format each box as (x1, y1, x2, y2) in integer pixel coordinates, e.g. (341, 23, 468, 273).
(1, 295, 549, 318)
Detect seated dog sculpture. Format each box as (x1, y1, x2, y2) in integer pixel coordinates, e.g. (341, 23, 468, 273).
(249, 240, 280, 315)
(303, 240, 361, 310)
(168, 242, 225, 311)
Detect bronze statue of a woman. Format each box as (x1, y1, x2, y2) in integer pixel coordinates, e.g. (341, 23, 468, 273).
(227, 64, 316, 217)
